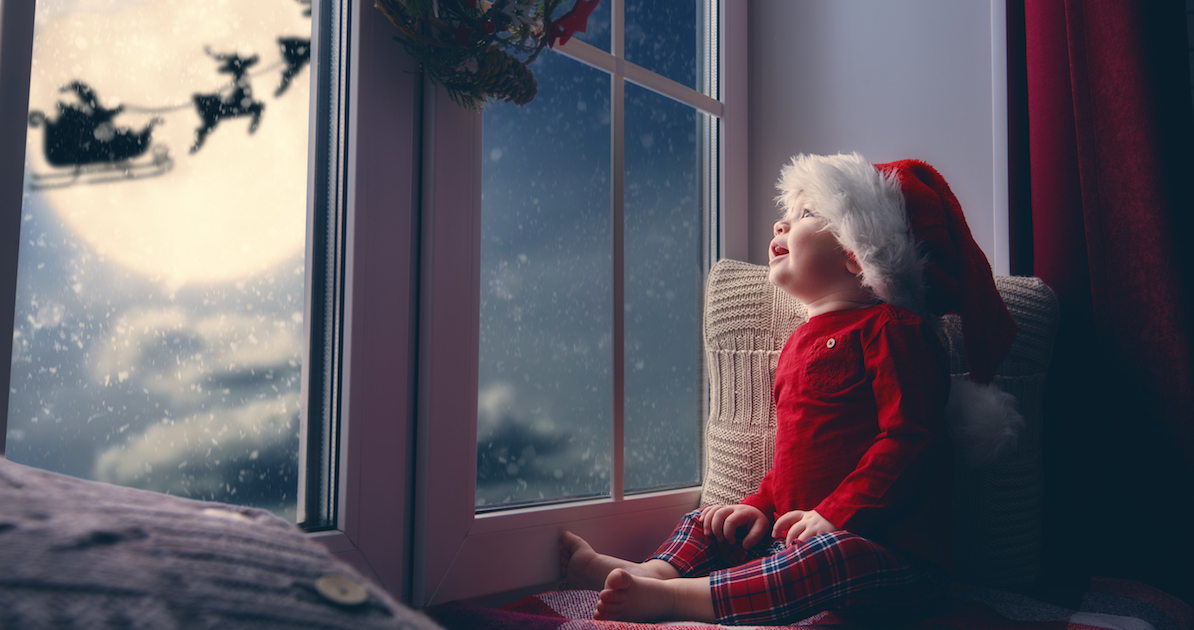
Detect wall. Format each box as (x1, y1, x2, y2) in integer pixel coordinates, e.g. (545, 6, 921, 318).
(746, 0, 1007, 273)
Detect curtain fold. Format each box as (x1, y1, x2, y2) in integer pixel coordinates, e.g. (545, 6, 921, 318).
(1020, 0, 1194, 603)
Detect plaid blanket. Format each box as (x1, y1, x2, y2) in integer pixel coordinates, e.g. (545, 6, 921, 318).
(428, 577, 1191, 630)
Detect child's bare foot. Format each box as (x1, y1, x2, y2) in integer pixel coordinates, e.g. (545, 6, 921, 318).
(595, 570, 716, 623)
(559, 531, 678, 591)
(595, 569, 673, 621)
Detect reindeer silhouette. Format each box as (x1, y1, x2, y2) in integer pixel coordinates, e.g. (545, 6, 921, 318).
(274, 37, 310, 97)
(190, 48, 265, 153)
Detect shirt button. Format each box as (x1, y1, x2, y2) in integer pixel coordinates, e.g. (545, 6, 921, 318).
(316, 574, 369, 606)
(826, 337, 836, 348)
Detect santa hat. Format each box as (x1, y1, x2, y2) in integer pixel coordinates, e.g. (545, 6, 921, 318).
(775, 153, 1022, 468)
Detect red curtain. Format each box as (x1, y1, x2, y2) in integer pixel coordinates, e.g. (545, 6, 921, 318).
(1017, 0, 1194, 602)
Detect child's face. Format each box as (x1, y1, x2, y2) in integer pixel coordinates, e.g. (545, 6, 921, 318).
(768, 197, 860, 305)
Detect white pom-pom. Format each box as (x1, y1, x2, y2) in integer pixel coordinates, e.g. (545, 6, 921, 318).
(946, 376, 1024, 471)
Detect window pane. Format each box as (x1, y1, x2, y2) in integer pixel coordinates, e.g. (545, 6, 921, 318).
(625, 0, 698, 90)
(623, 84, 703, 492)
(7, 0, 312, 522)
(569, 0, 610, 52)
(477, 51, 612, 509)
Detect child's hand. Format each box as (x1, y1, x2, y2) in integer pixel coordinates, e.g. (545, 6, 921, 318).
(697, 504, 770, 549)
(773, 509, 838, 546)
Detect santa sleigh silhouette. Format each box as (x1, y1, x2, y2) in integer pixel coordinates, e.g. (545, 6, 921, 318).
(27, 81, 172, 190)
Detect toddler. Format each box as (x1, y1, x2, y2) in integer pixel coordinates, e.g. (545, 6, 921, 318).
(560, 153, 1017, 624)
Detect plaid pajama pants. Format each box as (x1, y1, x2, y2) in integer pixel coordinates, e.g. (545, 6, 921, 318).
(650, 510, 948, 625)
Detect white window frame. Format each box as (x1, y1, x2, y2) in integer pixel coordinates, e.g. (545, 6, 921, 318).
(301, 0, 423, 602)
(412, 0, 749, 606)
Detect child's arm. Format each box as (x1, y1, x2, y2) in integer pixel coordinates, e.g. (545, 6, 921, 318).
(696, 504, 770, 549)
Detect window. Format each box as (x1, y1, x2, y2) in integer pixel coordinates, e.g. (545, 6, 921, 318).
(415, 0, 748, 606)
(2, 0, 315, 524)
(477, 30, 712, 509)
(1, 0, 421, 600)
(0, 0, 375, 538)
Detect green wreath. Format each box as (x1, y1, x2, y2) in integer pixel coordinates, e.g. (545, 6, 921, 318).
(374, 0, 601, 109)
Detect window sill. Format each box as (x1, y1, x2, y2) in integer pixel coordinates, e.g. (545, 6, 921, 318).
(472, 485, 702, 534)
(421, 486, 702, 605)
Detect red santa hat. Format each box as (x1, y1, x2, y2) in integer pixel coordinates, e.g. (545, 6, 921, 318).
(776, 153, 1021, 467)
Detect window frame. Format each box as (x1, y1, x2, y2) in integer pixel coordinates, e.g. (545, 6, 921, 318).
(0, 0, 36, 457)
(301, 0, 423, 601)
(412, 0, 749, 606)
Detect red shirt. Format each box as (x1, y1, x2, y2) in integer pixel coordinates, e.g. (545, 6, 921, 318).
(740, 304, 952, 569)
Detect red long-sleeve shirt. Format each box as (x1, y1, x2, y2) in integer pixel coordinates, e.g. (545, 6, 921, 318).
(740, 303, 952, 570)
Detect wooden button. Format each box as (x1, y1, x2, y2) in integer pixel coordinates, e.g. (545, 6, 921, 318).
(316, 574, 368, 606)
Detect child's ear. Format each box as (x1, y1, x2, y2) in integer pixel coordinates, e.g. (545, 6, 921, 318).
(843, 250, 863, 275)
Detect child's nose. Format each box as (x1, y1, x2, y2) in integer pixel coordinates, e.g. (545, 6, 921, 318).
(774, 221, 789, 235)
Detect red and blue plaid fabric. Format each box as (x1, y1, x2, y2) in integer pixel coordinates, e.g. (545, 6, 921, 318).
(651, 510, 947, 625)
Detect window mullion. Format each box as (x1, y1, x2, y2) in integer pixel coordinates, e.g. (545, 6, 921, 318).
(612, 0, 624, 58)
(702, 1, 720, 267)
(609, 0, 626, 503)
(610, 72, 625, 503)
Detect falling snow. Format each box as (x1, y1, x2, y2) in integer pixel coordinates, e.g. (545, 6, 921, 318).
(475, 28, 704, 507)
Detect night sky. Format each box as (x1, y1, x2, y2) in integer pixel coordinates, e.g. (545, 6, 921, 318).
(476, 0, 707, 506)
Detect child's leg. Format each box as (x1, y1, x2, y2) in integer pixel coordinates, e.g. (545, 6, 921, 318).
(561, 509, 764, 592)
(560, 531, 679, 591)
(595, 570, 715, 622)
(709, 531, 948, 625)
(590, 511, 768, 622)
(647, 509, 763, 576)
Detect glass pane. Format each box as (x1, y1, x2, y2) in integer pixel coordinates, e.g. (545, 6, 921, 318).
(568, 0, 610, 52)
(625, 0, 699, 90)
(8, 0, 312, 522)
(623, 84, 703, 492)
(477, 51, 612, 509)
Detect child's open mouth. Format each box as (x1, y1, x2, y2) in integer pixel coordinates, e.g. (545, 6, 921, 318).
(771, 244, 789, 260)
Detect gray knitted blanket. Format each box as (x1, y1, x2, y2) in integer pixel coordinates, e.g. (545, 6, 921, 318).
(0, 457, 441, 629)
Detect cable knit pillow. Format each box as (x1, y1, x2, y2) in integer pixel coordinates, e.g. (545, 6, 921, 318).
(699, 259, 1058, 590)
(0, 457, 442, 629)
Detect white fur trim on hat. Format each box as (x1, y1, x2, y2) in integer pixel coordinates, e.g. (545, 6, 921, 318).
(775, 153, 928, 316)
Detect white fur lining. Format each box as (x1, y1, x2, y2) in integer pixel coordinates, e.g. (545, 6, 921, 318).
(946, 376, 1024, 471)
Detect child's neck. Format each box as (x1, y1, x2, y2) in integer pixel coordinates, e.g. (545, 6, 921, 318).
(805, 298, 878, 318)
(803, 285, 879, 318)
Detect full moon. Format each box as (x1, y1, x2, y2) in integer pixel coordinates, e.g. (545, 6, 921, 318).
(24, 0, 310, 286)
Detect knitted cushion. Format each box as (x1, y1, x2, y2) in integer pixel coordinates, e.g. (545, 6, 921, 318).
(698, 260, 1059, 590)
(0, 457, 442, 629)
